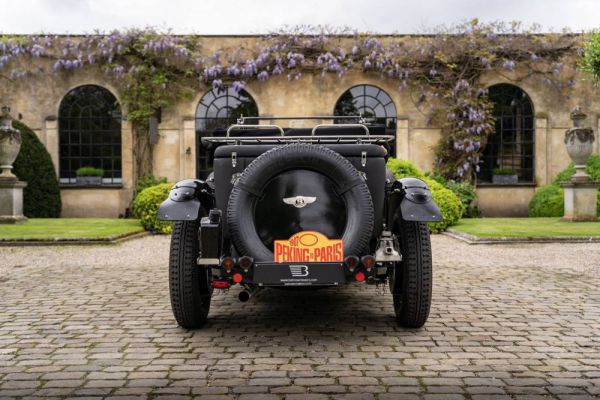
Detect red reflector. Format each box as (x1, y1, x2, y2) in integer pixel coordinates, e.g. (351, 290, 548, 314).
(355, 272, 365, 282)
(233, 273, 243, 283)
(212, 281, 230, 289)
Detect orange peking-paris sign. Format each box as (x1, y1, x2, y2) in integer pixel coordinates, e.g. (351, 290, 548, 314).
(274, 231, 343, 263)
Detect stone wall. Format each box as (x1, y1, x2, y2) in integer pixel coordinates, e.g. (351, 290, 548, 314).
(2, 36, 600, 218)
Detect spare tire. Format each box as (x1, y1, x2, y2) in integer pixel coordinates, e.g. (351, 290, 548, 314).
(227, 143, 374, 262)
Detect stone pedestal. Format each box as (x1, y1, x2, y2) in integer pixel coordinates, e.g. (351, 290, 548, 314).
(0, 179, 27, 224)
(561, 180, 598, 222)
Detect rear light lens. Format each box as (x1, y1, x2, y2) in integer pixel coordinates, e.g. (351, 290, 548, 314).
(361, 255, 376, 270)
(232, 273, 243, 283)
(221, 256, 235, 271)
(355, 271, 365, 282)
(239, 256, 253, 271)
(344, 255, 359, 271)
(212, 280, 230, 289)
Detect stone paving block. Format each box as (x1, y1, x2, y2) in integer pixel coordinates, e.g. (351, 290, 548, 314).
(0, 235, 599, 399)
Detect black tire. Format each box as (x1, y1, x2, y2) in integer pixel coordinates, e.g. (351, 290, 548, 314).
(169, 220, 212, 329)
(227, 143, 374, 262)
(390, 220, 432, 328)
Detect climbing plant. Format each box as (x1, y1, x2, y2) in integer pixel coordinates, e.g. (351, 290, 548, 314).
(0, 20, 581, 182)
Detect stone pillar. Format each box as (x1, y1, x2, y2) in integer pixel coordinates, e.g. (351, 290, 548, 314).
(0, 107, 27, 224)
(560, 107, 598, 222)
(396, 117, 409, 160)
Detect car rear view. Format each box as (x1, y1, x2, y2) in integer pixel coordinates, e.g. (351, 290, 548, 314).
(158, 116, 442, 329)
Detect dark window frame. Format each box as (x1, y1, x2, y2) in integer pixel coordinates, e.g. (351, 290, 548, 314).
(333, 84, 398, 156)
(478, 83, 536, 184)
(195, 87, 259, 179)
(58, 85, 122, 184)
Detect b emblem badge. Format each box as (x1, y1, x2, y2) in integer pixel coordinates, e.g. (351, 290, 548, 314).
(289, 265, 309, 277)
(283, 196, 316, 208)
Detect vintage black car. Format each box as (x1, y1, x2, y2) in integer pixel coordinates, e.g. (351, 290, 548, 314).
(158, 116, 442, 329)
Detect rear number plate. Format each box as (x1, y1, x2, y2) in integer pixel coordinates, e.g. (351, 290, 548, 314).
(253, 263, 345, 286)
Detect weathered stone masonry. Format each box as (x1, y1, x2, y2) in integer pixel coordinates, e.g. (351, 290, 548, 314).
(2, 36, 600, 218)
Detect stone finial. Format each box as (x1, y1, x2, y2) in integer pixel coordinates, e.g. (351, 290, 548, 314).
(570, 105, 586, 128)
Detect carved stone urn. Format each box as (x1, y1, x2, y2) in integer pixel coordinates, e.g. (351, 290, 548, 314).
(0, 106, 27, 224)
(564, 106, 595, 183)
(561, 106, 598, 221)
(0, 106, 22, 180)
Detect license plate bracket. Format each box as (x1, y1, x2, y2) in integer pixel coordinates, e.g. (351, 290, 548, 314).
(253, 262, 346, 286)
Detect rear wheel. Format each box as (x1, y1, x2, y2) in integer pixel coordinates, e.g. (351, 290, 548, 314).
(390, 220, 432, 328)
(169, 220, 212, 329)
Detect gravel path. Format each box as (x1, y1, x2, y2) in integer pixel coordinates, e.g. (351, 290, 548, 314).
(0, 234, 599, 399)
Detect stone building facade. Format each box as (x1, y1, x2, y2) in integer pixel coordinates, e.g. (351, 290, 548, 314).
(3, 36, 600, 218)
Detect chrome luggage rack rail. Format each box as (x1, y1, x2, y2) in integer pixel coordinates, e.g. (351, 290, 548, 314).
(203, 115, 394, 145)
(203, 135, 395, 145)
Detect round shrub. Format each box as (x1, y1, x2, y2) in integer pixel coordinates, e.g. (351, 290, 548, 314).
(528, 184, 564, 217)
(386, 158, 425, 179)
(12, 120, 62, 217)
(133, 183, 173, 234)
(423, 177, 464, 233)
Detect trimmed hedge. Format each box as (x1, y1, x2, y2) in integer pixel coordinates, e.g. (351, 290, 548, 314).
(528, 154, 600, 217)
(133, 183, 173, 234)
(386, 158, 463, 232)
(528, 184, 565, 217)
(12, 120, 62, 217)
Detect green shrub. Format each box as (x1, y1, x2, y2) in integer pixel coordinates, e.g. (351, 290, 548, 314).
(552, 154, 600, 184)
(423, 177, 464, 233)
(133, 183, 173, 234)
(76, 166, 104, 177)
(386, 158, 425, 179)
(12, 120, 62, 217)
(528, 184, 565, 217)
(135, 174, 168, 195)
(445, 180, 480, 218)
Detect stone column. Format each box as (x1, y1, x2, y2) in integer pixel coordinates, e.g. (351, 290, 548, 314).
(0, 107, 27, 224)
(560, 107, 598, 222)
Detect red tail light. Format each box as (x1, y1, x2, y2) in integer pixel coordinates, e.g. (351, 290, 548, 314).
(355, 271, 365, 282)
(361, 255, 376, 270)
(232, 273, 243, 283)
(221, 256, 235, 271)
(212, 280, 230, 289)
(344, 255, 359, 271)
(239, 256, 253, 271)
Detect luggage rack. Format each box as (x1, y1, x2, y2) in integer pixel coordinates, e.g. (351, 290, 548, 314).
(203, 115, 395, 145)
(203, 135, 395, 145)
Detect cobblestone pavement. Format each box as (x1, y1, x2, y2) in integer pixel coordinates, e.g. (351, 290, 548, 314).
(1, 235, 600, 400)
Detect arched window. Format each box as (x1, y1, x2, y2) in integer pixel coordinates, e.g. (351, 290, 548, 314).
(479, 84, 535, 183)
(58, 85, 122, 184)
(195, 87, 258, 178)
(333, 84, 397, 155)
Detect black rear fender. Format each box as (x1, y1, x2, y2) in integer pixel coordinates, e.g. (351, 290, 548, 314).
(386, 177, 442, 224)
(157, 179, 214, 221)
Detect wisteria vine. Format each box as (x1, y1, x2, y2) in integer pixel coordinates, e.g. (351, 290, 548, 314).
(0, 21, 581, 181)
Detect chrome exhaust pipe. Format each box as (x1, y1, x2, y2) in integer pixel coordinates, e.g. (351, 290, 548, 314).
(238, 286, 262, 302)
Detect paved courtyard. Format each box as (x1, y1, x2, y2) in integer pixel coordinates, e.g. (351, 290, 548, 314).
(1, 235, 600, 400)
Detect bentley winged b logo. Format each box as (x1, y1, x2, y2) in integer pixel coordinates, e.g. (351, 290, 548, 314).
(283, 195, 316, 208)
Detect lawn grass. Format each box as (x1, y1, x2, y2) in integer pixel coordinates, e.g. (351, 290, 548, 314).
(451, 217, 600, 238)
(0, 218, 143, 239)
